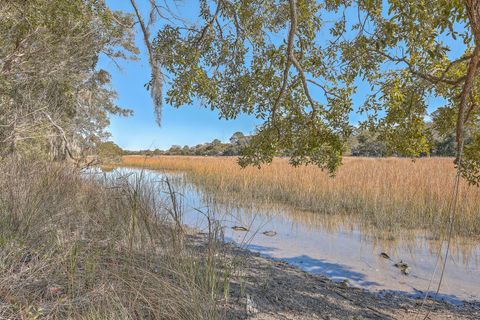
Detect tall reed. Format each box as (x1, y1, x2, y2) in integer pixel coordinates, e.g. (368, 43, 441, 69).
(121, 156, 480, 238)
(0, 158, 231, 319)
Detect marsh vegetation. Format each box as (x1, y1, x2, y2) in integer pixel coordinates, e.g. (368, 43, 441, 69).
(111, 158, 480, 308)
(0, 159, 236, 319)
(121, 156, 480, 239)
(6, 160, 476, 319)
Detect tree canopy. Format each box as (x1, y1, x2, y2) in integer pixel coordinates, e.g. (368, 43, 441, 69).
(130, 0, 480, 184)
(0, 0, 136, 160)
(2, 0, 480, 184)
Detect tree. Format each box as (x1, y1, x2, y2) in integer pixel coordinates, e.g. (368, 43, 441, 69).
(153, 148, 163, 155)
(182, 145, 191, 155)
(126, 0, 480, 184)
(334, 0, 480, 183)
(350, 130, 387, 157)
(0, 0, 137, 161)
(224, 131, 248, 155)
(97, 141, 124, 163)
(230, 132, 245, 145)
(147, 0, 350, 172)
(168, 145, 182, 155)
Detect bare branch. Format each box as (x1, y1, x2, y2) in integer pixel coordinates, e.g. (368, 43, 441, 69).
(307, 79, 341, 99)
(43, 112, 76, 161)
(129, 0, 164, 124)
(271, 0, 298, 122)
(195, 1, 222, 46)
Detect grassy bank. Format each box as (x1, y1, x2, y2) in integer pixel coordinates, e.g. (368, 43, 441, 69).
(0, 158, 233, 319)
(121, 156, 480, 238)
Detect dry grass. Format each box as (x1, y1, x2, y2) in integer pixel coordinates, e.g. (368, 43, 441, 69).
(0, 158, 233, 319)
(121, 155, 480, 238)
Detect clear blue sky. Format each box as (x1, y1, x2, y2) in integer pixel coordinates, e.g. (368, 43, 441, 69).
(100, 0, 261, 151)
(100, 1, 464, 151)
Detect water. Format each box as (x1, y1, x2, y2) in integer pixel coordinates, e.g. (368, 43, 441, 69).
(96, 167, 480, 305)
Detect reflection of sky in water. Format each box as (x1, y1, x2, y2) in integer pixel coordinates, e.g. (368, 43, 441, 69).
(95, 167, 480, 305)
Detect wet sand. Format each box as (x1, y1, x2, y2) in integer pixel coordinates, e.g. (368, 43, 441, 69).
(213, 237, 480, 319)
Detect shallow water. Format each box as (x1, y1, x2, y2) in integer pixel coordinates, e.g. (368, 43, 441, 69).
(99, 167, 480, 305)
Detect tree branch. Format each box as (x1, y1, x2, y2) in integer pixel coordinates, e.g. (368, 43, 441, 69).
(129, 0, 163, 123)
(271, 0, 317, 122)
(43, 112, 76, 161)
(373, 49, 470, 86)
(464, 92, 477, 125)
(291, 55, 316, 114)
(271, 0, 297, 121)
(307, 79, 341, 99)
(457, 0, 480, 160)
(195, 1, 222, 45)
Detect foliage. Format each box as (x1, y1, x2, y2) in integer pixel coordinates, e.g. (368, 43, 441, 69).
(0, 0, 137, 160)
(3, 0, 480, 182)
(137, 0, 480, 183)
(151, 0, 351, 173)
(127, 128, 458, 158)
(349, 129, 387, 157)
(335, 0, 480, 183)
(97, 141, 124, 163)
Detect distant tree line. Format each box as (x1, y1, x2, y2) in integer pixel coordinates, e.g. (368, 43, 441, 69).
(348, 124, 461, 157)
(111, 126, 460, 159)
(120, 132, 250, 157)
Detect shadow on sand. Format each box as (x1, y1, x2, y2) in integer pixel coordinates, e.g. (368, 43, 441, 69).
(240, 241, 478, 306)
(223, 243, 480, 319)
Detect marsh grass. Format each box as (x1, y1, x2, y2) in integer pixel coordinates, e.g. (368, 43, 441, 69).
(0, 158, 234, 319)
(121, 156, 480, 239)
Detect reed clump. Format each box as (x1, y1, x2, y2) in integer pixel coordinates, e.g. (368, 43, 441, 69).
(0, 158, 230, 319)
(121, 156, 480, 238)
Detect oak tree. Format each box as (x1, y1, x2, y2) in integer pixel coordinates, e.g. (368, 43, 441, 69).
(131, 0, 480, 184)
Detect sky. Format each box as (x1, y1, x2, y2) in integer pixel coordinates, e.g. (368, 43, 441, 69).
(99, 0, 261, 151)
(99, 1, 465, 151)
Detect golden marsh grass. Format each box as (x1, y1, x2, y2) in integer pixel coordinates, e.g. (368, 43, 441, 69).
(121, 156, 480, 239)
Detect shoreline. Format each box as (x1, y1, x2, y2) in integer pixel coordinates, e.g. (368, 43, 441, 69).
(107, 164, 480, 307)
(207, 234, 480, 319)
